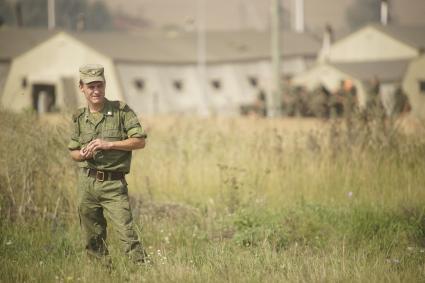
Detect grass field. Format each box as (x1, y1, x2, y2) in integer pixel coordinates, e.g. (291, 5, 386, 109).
(1, 111, 425, 282)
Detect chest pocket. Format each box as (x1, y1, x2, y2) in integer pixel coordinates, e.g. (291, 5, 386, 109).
(79, 133, 94, 145)
(102, 112, 127, 140)
(100, 129, 123, 141)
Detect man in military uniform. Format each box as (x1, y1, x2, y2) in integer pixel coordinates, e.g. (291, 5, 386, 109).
(68, 64, 147, 263)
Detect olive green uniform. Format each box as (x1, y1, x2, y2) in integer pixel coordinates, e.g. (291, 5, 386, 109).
(68, 99, 146, 261)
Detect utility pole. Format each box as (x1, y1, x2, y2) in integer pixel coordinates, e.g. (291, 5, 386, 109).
(47, 0, 55, 30)
(380, 0, 389, 26)
(294, 0, 305, 33)
(197, 0, 209, 116)
(270, 0, 282, 117)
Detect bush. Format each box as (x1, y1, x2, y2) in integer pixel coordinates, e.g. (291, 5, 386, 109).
(0, 111, 76, 221)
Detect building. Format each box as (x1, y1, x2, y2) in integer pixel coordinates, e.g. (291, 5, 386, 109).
(1, 28, 320, 115)
(402, 55, 425, 119)
(319, 24, 425, 62)
(292, 24, 425, 116)
(0, 28, 55, 108)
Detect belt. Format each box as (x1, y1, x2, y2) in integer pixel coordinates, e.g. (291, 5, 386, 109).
(84, 168, 125, 182)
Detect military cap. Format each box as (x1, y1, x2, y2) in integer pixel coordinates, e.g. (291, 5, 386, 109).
(79, 64, 105, 84)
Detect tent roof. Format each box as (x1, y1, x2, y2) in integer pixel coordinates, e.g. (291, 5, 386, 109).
(372, 24, 425, 50)
(0, 28, 320, 64)
(331, 59, 410, 82)
(0, 28, 56, 61)
(71, 29, 320, 64)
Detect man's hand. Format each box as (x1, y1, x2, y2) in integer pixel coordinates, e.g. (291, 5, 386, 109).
(70, 137, 145, 161)
(85, 139, 112, 154)
(80, 146, 94, 160)
(70, 147, 94, 162)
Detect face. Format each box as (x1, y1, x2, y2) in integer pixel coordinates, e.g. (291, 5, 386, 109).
(80, 81, 106, 106)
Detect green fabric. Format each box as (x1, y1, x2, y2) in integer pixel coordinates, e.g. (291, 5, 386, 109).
(68, 99, 146, 173)
(77, 171, 146, 261)
(79, 64, 105, 84)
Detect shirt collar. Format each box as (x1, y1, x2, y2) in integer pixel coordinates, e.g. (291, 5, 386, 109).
(101, 99, 114, 117)
(85, 98, 113, 117)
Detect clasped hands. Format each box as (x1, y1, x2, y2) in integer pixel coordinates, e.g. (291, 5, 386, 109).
(79, 139, 113, 160)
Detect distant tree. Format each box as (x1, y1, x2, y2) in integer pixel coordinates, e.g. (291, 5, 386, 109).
(0, 0, 16, 26)
(85, 1, 112, 30)
(19, 0, 48, 27)
(55, 0, 112, 30)
(346, 0, 381, 30)
(55, 0, 87, 30)
(2, 0, 112, 31)
(281, 6, 291, 30)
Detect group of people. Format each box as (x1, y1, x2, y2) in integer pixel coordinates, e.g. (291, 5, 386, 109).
(280, 78, 358, 119)
(251, 76, 410, 120)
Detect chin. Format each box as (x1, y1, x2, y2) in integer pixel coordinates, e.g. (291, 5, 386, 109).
(91, 97, 105, 104)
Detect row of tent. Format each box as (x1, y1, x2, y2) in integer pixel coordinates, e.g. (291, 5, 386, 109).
(1, 24, 425, 119)
(0, 28, 319, 116)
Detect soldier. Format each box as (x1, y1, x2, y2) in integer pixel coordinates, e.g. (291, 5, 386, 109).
(309, 85, 330, 118)
(255, 88, 267, 117)
(365, 76, 385, 120)
(68, 64, 147, 263)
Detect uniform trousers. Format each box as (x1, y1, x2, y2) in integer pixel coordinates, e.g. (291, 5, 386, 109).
(77, 170, 145, 262)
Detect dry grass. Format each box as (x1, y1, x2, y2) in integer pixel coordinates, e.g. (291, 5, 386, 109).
(1, 110, 425, 282)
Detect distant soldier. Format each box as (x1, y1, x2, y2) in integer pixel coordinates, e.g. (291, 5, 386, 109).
(255, 88, 267, 117)
(341, 79, 357, 119)
(68, 64, 148, 263)
(281, 76, 297, 116)
(365, 76, 385, 120)
(393, 86, 411, 115)
(385, 85, 411, 117)
(295, 86, 309, 117)
(309, 85, 330, 118)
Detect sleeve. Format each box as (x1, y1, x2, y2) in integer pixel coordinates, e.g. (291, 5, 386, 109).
(67, 117, 82, 150)
(122, 106, 147, 139)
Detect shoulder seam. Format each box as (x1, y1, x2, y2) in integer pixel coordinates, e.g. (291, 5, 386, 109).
(72, 108, 85, 121)
(118, 101, 127, 110)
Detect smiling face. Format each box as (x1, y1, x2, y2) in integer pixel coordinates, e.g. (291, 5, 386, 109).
(80, 81, 106, 108)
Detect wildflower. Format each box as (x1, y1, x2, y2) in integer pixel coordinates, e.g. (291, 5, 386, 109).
(164, 236, 170, 244)
(386, 258, 400, 264)
(347, 191, 353, 198)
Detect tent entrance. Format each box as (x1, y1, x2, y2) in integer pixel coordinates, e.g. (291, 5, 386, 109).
(32, 83, 56, 113)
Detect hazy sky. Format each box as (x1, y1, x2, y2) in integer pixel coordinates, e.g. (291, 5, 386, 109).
(97, 0, 425, 33)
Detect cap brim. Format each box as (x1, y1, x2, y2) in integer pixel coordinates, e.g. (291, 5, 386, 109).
(81, 76, 105, 84)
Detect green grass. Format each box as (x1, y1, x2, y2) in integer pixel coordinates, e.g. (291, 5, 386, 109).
(1, 111, 425, 282)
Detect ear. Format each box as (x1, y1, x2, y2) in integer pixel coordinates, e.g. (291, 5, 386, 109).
(79, 83, 84, 93)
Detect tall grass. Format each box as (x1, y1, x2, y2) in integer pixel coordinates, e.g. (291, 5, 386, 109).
(1, 111, 424, 282)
